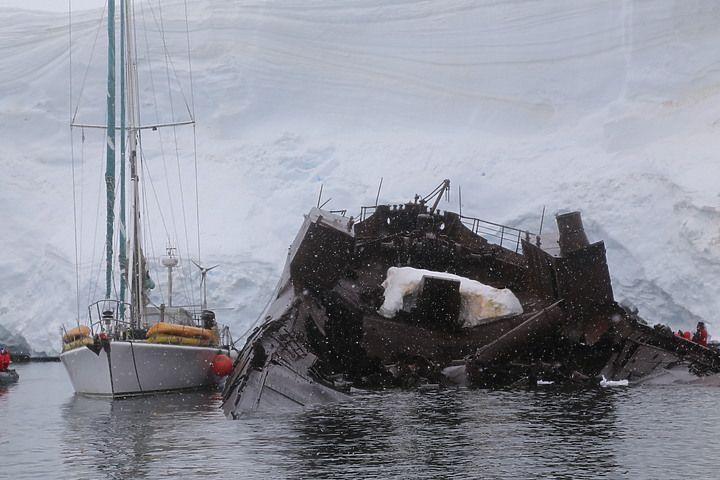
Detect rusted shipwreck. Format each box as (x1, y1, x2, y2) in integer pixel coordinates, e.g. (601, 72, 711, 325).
(222, 180, 720, 417)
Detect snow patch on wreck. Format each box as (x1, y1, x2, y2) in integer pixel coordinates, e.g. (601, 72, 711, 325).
(378, 266, 523, 327)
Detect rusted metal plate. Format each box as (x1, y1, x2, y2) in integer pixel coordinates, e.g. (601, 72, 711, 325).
(222, 185, 720, 417)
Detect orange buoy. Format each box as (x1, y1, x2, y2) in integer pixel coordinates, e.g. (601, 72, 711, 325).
(211, 354, 233, 376)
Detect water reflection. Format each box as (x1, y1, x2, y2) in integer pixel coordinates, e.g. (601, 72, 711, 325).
(520, 387, 623, 437)
(51, 382, 711, 480)
(279, 387, 629, 480)
(11, 361, 720, 480)
(61, 391, 224, 479)
(284, 389, 495, 479)
(290, 392, 397, 479)
(384, 389, 479, 477)
(0, 377, 19, 400)
(513, 387, 625, 479)
(613, 386, 720, 479)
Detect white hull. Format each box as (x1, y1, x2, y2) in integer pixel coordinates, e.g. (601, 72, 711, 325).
(60, 341, 224, 396)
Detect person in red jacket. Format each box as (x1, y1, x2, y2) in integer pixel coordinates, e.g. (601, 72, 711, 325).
(692, 322, 709, 347)
(0, 348, 10, 371)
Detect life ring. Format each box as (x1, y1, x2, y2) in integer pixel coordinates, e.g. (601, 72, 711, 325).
(146, 322, 214, 340)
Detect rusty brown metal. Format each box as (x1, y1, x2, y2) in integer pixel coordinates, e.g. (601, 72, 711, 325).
(222, 183, 720, 417)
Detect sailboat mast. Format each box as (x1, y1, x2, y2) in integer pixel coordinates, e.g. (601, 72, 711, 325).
(118, 0, 128, 316)
(104, 0, 117, 300)
(124, 0, 144, 329)
(130, 147, 142, 329)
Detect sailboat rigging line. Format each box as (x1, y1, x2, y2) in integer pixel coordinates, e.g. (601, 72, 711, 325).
(140, 0, 201, 306)
(67, 0, 72, 123)
(136, 153, 165, 303)
(180, 0, 202, 266)
(68, 0, 114, 312)
(136, 12, 190, 295)
(139, 149, 194, 306)
(87, 159, 105, 309)
(142, 0, 195, 119)
(140, 4, 180, 249)
(173, 132, 195, 298)
(192, 125, 202, 267)
(70, 128, 83, 324)
(233, 277, 284, 346)
(68, 5, 80, 324)
(69, 2, 106, 125)
(140, 157, 171, 246)
(183, 0, 197, 121)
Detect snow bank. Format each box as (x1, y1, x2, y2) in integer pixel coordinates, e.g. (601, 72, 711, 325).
(378, 266, 523, 328)
(3, 0, 720, 353)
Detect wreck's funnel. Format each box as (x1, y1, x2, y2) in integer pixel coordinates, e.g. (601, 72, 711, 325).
(556, 211, 589, 255)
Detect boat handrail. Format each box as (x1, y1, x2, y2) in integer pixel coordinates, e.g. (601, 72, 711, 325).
(219, 325, 234, 349)
(87, 299, 134, 338)
(85, 299, 226, 337)
(459, 215, 531, 253)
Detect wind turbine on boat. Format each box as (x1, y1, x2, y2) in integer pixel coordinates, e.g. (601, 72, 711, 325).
(192, 261, 219, 309)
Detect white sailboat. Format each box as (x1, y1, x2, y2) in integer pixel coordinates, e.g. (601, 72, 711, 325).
(60, 0, 234, 397)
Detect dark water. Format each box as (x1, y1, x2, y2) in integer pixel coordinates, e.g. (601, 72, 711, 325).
(2, 362, 719, 479)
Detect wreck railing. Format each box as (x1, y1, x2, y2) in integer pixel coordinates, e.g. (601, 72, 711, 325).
(359, 206, 375, 221)
(459, 215, 529, 253)
(358, 205, 530, 253)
